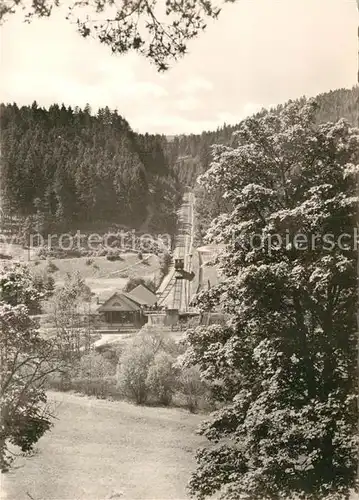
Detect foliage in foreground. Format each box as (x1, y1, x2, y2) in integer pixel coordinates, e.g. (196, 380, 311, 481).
(0, 263, 52, 315)
(183, 100, 359, 499)
(0, 264, 59, 471)
(45, 349, 118, 398)
(49, 271, 94, 363)
(146, 351, 178, 406)
(0, 0, 223, 71)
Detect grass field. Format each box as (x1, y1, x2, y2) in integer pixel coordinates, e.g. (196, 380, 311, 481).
(29, 254, 159, 277)
(29, 254, 161, 296)
(1, 245, 161, 297)
(1, 392, 205, 500)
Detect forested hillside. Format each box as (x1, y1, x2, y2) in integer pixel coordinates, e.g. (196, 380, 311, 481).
(1, 87, 357, 240)
(0, 103, 181, 235)
(179, 86, 359, 243)
(167, 86, 359, 188)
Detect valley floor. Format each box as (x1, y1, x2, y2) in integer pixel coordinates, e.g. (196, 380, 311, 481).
(1, 392, 205, 500)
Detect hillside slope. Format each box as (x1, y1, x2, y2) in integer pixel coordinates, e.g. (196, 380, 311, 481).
(179, 86, 359, 243)
(167, 86, 359, 188)
(0, 103, 182, 235)
(2, 391, 204, 500)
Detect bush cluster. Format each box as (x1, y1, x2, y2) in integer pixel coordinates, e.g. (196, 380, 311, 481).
(116, 327, 207, 411)
(0, 253, 13, 260)
(45, 260, 59, 274)
(70, 377, 118, 399)
(46, 334, 207, 412)
(105, 251, 124, 261)
(46, 351, 119, 398)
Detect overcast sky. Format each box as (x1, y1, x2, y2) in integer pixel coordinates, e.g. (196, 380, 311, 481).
(0, 0, 357, 134)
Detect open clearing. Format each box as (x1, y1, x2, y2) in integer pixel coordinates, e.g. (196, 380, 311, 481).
(27, 254, 161, 296)
(1, 392, 205, 500)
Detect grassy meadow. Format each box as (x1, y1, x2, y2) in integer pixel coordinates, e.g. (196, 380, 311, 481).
(29, 254, 161, 295)
(1, 392, 205, 500)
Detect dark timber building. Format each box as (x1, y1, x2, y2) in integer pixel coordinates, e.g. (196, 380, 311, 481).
(97, 284, 157, 327)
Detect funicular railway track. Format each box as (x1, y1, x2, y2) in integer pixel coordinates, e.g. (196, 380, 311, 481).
(156, 190, 194, 311)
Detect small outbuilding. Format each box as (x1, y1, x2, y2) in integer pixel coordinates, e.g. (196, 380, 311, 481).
(97, 284, 158, 327)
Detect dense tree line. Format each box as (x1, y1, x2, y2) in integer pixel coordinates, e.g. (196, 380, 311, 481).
(179, 86, 359, 243)
(0, 102, 181, 235)
(1, 87, 357, 240)
(166, 86, 359, 189)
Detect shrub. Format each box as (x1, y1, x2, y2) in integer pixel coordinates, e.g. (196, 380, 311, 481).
(32, 271, 55, 299)
(70, 377, 118, 399)
(46, 353, 118, 399)
(177, 366, 206, 413)
(146, 352, 177, 406)
(46, 260, 58, 273)
(65, 249, 82, 258)
(116, 328, 182, 405)
(116, 338, 154, 404)
(38, 247, 84, 259)
(186, 316, 201, 328)
(75, 352, 115, 379)
(96, 344, 123, 367)
(0, 253, 13, 260)
(45, 372, 72, 392)
(106, 251, 123, 261)
(159, 252, 171, 276)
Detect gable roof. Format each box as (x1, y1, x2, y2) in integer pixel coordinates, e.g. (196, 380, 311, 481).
(97, 289, 122, 304)
(127, 284, 158, 307)
(97, 292, 141, 312)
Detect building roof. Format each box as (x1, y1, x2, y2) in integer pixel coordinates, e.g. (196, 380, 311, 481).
(127, 284, 158, 307)
(97, 292, 141, 312)
(97, 285, 157, 313)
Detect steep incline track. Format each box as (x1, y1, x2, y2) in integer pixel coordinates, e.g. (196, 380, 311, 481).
(156, 191, 194, 311)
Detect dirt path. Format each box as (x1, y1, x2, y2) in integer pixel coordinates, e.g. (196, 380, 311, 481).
(1, 392, 204, 500)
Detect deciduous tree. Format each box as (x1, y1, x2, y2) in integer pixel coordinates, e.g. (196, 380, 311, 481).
(0, 265, 59, 471)
(183, 100, 359, 499)
(50, 272, 93, 362)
